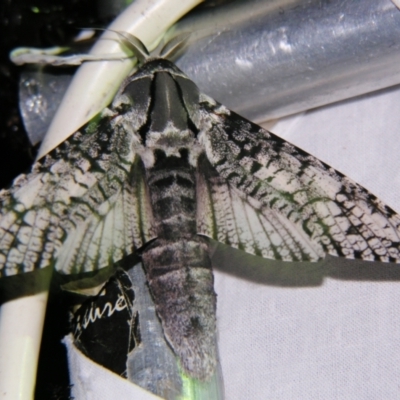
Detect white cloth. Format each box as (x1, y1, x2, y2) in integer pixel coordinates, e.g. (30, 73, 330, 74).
(216, 85, 400, 399)
(66, 85, 400, 399)
(63, 335, 162, 400)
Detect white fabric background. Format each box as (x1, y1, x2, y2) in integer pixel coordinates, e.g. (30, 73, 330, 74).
(64, 335, 162, 400)
(215, 84, 400, 399)
(67, 84, 400, 399)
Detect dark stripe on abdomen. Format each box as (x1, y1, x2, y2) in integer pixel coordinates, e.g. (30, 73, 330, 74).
(146, 161, 196, 239)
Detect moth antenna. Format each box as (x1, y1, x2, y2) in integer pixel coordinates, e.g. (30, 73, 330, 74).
(159, 32, 191, 61)
(98, 29, 150, 64)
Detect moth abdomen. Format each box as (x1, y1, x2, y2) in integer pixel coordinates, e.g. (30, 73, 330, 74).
(141, 153, 217, 379)
(142, 238, 216, 380)
(144, 239, 211, 278)
(146, 154, 197, 235)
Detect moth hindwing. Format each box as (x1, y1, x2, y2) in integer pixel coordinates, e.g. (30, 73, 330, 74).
(2, 41, 400, 381)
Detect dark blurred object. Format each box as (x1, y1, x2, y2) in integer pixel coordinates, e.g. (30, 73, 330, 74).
(72, 269, 137, 377)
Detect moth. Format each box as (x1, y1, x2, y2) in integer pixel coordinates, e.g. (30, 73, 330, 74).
(1, 34, 400, 381)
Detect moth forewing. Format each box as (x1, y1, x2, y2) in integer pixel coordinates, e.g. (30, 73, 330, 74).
(193, 99, 400, 264)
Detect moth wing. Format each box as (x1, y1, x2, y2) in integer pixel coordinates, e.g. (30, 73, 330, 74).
(197, 102, 400, 262)
(197, 154, 323, 261)
(0, 118, 154, 277)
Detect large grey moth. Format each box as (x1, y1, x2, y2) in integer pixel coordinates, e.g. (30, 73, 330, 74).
(1, 35, 400, 382)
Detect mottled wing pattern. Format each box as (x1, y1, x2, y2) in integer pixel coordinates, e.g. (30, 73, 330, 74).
(197, 99, 400, 262)
(0, 116, 154, 277)
(197, 154, 323, 261)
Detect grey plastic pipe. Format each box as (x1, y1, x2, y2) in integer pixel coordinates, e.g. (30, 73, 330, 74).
(174, 0, 400, 121)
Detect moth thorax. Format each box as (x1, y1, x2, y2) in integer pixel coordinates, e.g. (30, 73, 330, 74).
(145, 126, 202, 166)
